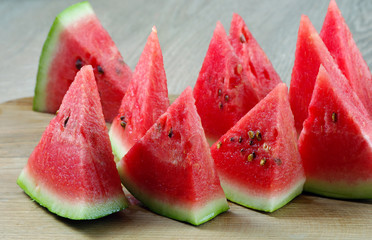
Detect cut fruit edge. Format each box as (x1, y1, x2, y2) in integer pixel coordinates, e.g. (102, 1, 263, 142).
(109, 123, 131, 162)
(118, 163, 229, 225)
(34, 1, 94, 111)
(219, 173, 305, 212)
(304, 178, 372, 199)
(17, 167, 128, 220)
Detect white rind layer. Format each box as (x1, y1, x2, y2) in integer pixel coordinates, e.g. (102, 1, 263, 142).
(220, 173, 305, 212)
(17, 167, 128, 220)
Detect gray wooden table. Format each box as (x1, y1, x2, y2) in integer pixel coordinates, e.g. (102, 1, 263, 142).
(0, 0, 371, 104)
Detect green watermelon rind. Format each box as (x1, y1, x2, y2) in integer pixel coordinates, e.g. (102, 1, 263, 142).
(109, 123, 130, 162)
(304, 179, 372, 199)
(118, 163, 229, 225)
(33, 1, 94, 112)
(220, 174, 305, 212)
(17, 167, 128, 220)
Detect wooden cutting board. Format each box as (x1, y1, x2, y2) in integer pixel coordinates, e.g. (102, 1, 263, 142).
(1, 97, 372, 239)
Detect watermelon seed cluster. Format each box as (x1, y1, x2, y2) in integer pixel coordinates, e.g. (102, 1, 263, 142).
(120, 116, 127, 128)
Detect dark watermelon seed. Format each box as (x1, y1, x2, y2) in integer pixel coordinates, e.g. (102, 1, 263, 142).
(240, 148, 245, 153)
(332, 112, 338, 123)
(248, 130, 255, 139)
(217, 141, 222, 149)
(230, 137, 235, 142)
(168, 128, 173, 138)
(64, 116, 70, 128)
(75, 58, 83, 70)
(218, 89, 222, 96)
(238, 136, 242, 143)
(120, 121, 127, 129)
(249, 140, 254, 146)
(256, 131, 262, 141)
(120, 116, 125, 121)
(240, 34, 246, 43)
(260, 158, 266, 166)
(218, 102, 223, 109)
(224, 94, 229, 102)
(97, 65, 104, 74)
(247, 151, 256, 161)
(274, 158, 282, 166)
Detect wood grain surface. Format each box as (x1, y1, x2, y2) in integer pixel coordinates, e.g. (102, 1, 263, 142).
(0, 0, 371, 103)
(1, 98, 372, 239)
(1, 1, 372, 239)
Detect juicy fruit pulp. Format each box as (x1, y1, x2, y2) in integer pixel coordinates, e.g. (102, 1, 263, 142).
(33, 1, 132, 122)
(229, 13, 281, 100)
(193, 21, 259, 143)
(211, 83, 305, 212)
(117, 87, 229, 225)
(109, 26, 169, 161)
(18, 66, 128, 219)
(299, 65, 372, 199)
(320, 0, 372, 116)
(289, 15, 350, 134)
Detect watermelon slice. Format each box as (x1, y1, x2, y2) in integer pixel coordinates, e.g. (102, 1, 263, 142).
(211, 83, 305, 212)
(320, 0, 372, 116)
(109, 26, 169, 161)
(289, 15, 351, 134)
(299, 65, 372, 199)
(194, 21, 259, 143)
(33, 1, 132, 122)
(229, 13, 282, 100)
(117, 87, 229, 225)
(17, 65, 128, 220)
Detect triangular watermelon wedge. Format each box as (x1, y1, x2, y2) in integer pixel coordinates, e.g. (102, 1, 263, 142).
(117, 87, 229, 225)
(17, 65, 128, 220)
(193, 21, 260, 143)
(33, 2, 132, 122)
(289, 15, 351, 134)
(109, 26, 169, 161)
(229, 13, 282, 100)
(320, 0, 372, 116)
(211, 83, 305, 212)
(299, 65, 372, 199)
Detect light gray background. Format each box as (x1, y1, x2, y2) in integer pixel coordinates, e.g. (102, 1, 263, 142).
(1, 0, 371, 103)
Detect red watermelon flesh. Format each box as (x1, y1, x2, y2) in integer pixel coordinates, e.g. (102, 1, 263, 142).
(320, 0, 372, 116)
(109, 27, 169, 161)
(17, 65, 128, 219)
(229, 13, 282, 100)
(194, 21, 259, 143)
(289, 15, 352, 134)
(299, 65, 372, 199)
(33, 2, 132, 122)
(211, 83, 305, 212)
(117, 87, 229, 225)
